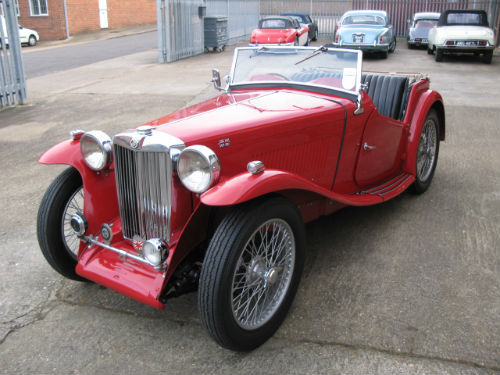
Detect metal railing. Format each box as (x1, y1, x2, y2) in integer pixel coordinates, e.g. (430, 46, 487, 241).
(157, 0, 260, 62)
(0, 0, 26, 109)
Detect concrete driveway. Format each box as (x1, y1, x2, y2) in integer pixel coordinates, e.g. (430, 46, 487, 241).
(0, 40, 499, 374)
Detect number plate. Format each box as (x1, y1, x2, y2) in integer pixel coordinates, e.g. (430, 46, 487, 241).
(456, 41, 478, 47)
(353, 35, 364, 43)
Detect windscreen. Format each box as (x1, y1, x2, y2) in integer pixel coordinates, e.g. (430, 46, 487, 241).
(230, 47, 362, 95)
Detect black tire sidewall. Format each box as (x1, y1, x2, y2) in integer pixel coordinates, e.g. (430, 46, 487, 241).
(200, 198, 305, 351)
(37, 167, 86, 281)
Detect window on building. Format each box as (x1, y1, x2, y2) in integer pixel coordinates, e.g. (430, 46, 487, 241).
(30, 0, 48, 16)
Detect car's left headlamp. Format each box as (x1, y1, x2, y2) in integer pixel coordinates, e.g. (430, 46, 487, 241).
(177, 145, 220, 193)
(80, 130, 113, 171)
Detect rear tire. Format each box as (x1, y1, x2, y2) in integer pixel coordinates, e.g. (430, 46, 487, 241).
(435, 48, 443, 62)
(312, 30, 318, 41)
(389, 38, 396, 53)
(409, 109, 440, 194)
(198, 197, 306, 351)
(37, 167, 87, 281)
(481, 50, 493, 64)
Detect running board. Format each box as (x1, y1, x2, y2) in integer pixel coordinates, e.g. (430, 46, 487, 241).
(356, 172, 415, 202)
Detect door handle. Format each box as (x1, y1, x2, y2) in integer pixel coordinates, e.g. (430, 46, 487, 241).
(363, 142, 376, 151)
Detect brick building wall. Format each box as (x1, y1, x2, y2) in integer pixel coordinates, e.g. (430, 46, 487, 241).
(14, 0, 156, 41)
(66, 0, 99, 35)
(107, 0, 156, 29)
(17, 0, 66, 40)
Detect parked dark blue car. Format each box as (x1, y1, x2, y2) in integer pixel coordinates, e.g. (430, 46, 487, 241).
(281, 12, 319, 42)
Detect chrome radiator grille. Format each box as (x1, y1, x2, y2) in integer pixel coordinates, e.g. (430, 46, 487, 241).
(114, 144, 171, 241)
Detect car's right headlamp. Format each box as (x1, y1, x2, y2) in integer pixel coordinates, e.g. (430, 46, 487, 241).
(80, 130, 113, 171)
(177, 145, 220, 193)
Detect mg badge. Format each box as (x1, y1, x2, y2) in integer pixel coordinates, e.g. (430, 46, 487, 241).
(218, 138, 230, 148)
(130, 138, 139, 149)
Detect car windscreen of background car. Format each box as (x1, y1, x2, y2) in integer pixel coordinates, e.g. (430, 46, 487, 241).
(415, 19, 438, 28)
(447, 13, 486, 25)
(343, 15, 385, 25)
(260, 19, 288, 29)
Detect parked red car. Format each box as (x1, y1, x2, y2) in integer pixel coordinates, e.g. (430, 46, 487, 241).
(38, 46, 444, 351)
(250, 16, 309, 46)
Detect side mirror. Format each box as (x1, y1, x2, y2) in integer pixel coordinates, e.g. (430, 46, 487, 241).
(212, 69, 223, 91)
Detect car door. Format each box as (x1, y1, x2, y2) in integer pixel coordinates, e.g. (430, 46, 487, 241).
(355, 100, 405, 186)
(18, 26, 28, 44)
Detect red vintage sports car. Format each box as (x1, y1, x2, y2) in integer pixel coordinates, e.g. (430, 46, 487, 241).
(250, 16, 309, 46)
(38, 46, 444, 351)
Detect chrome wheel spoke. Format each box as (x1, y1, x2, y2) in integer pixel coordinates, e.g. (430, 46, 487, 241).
(416, 119, 437, 182)
(61, 187, 84, 259)
(231, 219, 295, 330)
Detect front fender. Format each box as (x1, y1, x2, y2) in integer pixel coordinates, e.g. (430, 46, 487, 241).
(39, 139, 119, 239)
(404, 90, 445, 175)
(201, 169, 383, 207)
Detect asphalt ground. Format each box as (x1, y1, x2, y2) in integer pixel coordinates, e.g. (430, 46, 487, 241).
(0, 37, 499, 374)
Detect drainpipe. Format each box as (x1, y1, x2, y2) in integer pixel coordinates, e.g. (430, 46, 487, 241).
(63, 0, 69, 39)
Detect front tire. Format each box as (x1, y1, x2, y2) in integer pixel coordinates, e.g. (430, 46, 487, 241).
(28, 35, 37, 46)
(409, 109, 440, 194)
(37, 167, 87, 281)
(198, 197, 306, 351)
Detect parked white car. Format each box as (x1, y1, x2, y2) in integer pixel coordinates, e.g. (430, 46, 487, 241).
(1, 15, 39, 47)
(427, 9, 494, 63)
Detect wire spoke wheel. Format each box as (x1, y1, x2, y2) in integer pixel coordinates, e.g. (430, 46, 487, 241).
(198, 197, 305, 351)
(410, 109, 440, 194)
(416, 117, 437, 183)
(61, 187, 84, 260)
(231, 219, 295, 330)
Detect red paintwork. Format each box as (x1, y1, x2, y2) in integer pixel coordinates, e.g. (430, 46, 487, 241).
(39, 77, 444, 309)
(250, 26, 309, 45)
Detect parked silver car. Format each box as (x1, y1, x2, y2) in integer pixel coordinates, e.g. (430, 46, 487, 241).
(407, 12, 440, 48)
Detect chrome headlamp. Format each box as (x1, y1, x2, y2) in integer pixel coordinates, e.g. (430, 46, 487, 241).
(143, 239, 167, 267)
(80, 130, 113, 171)
(177, 145, 220, 193)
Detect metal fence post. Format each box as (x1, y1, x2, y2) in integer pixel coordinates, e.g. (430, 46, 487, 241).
(0, 0, 26, 108)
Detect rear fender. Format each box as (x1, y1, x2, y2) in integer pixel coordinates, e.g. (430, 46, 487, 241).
(404, 91, 445, 176)
(201, 169, 383, 207)
(39, 140, 119, 239)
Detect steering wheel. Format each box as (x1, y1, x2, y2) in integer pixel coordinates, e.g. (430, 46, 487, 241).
(266, 73, 290, 81)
